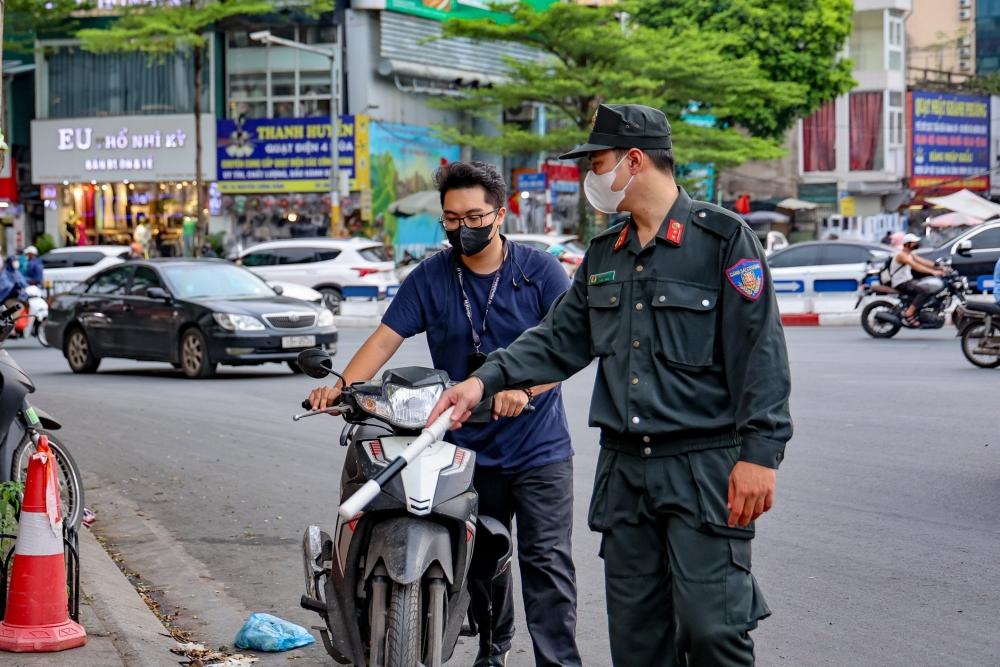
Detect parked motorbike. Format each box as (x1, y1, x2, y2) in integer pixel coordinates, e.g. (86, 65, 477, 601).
(293, 348, 515, 666)
(953, 301, 1000, 368)
(856, 260, 968, 338)
(24, 285, 50, 347)
(0, 303, 83, 528)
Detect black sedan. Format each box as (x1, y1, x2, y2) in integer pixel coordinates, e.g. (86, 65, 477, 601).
(44, 259, 338, 378)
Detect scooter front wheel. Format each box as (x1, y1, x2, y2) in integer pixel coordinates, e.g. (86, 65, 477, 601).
(386, 581, 422, 667)
(35, 320, 50, 348)
(11, 432, 85, 530)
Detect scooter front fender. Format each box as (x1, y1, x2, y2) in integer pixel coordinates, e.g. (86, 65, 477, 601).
(364, 517, 454, 585)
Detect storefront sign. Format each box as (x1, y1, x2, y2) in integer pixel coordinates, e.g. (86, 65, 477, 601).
(909, 91, 990, 191)
(30, 115, 216, 184)
(216, 116, 370, 194)
(517, 173, 547, 192)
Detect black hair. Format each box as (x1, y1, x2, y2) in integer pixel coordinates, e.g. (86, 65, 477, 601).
(434, 161, 507, 209)
(614, 147, 675, 174)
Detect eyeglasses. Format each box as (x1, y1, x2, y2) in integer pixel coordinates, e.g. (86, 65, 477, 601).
(439, 209, 500, 231)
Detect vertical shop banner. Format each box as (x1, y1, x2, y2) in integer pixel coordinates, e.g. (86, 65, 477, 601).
(909, 91, 991, 191)
(216, 116, 370, 194)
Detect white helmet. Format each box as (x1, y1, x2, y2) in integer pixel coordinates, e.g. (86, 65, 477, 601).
(902, 233, 921, 246)
(23, 245, 38, 256)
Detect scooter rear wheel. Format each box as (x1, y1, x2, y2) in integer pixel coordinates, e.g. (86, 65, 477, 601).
(11, 432, 85, 530)
(861, 300, 902, 338)
(961, 322, 1000, 368)
(386, 581, 422, 667)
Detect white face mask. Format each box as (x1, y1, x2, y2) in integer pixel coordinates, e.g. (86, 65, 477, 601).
(10, 262, 19, 271)
(584, 155, 634, 214)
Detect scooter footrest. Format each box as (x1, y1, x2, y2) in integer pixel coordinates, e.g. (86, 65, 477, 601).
(301, 594, 327, 615)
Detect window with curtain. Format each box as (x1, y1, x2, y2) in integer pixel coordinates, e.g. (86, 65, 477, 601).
(803, 101, 837, 172)
(850, 92, 884, 172)
(45, 45, 210, 119)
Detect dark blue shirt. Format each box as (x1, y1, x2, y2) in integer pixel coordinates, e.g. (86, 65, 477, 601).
(382, 240, 573, 472)
(25, 258, 44, 286)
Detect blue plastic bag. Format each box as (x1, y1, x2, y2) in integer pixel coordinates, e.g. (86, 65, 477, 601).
(234, 613, 316, 652)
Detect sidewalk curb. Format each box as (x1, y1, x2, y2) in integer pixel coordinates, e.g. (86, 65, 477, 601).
(781, 312, 859, 327)
(78, 527, 179, 667)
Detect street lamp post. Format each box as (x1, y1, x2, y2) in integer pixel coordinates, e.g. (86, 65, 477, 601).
(249, 29, 344, 237)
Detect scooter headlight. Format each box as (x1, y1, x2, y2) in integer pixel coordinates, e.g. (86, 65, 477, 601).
(383, 383, 444, 429)
(355, 392, 392, 422)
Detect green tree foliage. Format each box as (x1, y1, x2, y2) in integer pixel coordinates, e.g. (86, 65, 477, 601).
(4, 0, 94, 55)
(633, 0, 855, 140)
(433, 1, 815, 235)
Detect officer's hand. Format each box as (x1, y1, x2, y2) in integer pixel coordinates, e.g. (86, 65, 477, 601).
(428, 378, 485, 430)
(727, 461, 776, 528)
(492, 390, 528, 420)
(309, 384, 342, 414)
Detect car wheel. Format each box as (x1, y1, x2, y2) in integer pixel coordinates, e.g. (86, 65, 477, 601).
(179, 328, 216, 379)
(64, 326, 100, 373)
(318, 287, 342, 315)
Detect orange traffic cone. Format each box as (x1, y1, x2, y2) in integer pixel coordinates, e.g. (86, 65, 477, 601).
(0, 436, 86, 652)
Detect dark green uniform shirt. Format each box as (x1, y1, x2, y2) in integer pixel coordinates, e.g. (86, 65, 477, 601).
(473, 189, 792, 469)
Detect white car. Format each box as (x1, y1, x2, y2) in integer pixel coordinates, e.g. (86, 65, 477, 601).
(767, 241, 894, 295)
(238, 239, 397, 313)
(40, 246, 131, 293)
(505, 233, 586, 276)
(269, 281, 324, 305)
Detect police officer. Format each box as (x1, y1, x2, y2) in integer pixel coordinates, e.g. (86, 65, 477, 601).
(430, 104, 792, 666)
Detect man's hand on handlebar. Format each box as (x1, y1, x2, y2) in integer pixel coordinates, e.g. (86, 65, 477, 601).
(428, 378, 485, 430)
(493, 389, 530, 420)
(308, 383, 343, 414)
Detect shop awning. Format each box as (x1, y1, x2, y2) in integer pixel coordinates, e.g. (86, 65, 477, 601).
(775, 197, 819, 211)
(925, 189, 1000, 221)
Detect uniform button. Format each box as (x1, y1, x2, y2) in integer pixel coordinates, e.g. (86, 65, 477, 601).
(702, 299, 710, 307)
(631, 377, 639, 385)
(658, 295, 666, 303)
(643, 446, 652, 456)
(610, 296, 618, 304)
(635, 264, 644, 272)
(642, 436, 651, 443)
(632, 340, 640, 349)
(632, 416, 640, 424)
(635, 303, 643, 311)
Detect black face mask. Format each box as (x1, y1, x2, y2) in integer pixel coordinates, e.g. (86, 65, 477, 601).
(446, 223, 495, 257)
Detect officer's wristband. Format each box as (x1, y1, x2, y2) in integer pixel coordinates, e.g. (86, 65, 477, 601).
(521, 387, 534, 403)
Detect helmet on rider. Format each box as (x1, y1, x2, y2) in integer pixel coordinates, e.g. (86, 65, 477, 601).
(902, 233, 922, 248)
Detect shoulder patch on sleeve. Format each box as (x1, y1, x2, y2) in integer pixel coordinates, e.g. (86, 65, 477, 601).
(726, 259, 765, 301)
(692, 205, 743, 240)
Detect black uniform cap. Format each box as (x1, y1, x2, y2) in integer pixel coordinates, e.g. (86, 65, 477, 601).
(560, 104, 672, 160)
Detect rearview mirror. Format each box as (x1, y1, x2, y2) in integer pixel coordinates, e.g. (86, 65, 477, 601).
(147, 287, 170, 300)
(297, 348, 334, 379)
(956, 240, 973, 256)
(271, 284, 284, 295)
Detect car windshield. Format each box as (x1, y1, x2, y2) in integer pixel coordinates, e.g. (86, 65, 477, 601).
(161, 264, 274, 299)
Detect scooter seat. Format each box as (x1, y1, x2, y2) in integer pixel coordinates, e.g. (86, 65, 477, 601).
(870, 284, 899, 295)
(965, 301, 1000, 316)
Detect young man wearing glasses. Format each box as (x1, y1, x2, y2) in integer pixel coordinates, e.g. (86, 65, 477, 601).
(308, 161, 581, 667)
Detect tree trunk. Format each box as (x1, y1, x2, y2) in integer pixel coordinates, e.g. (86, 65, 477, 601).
(193, 40, 206, 255)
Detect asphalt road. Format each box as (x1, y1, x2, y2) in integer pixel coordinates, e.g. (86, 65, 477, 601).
(7, 324, 1000, 666)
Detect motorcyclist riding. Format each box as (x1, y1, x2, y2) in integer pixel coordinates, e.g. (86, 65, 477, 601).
(890, 233, 947, 326)
(0, 256, 27, 307)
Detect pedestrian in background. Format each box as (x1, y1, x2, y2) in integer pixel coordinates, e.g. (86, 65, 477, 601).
(431, 104, 791, 667)
(309, 161, 582, 667)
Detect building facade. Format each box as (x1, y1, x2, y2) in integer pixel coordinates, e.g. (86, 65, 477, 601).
(798, 0, 911, 222)
(907, 0, 976, 85)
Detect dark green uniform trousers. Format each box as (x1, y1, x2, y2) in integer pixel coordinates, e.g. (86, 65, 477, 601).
(588, 444, 771, 667)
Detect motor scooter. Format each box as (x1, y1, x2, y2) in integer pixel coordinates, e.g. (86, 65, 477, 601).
(293, 348, 515, 666)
